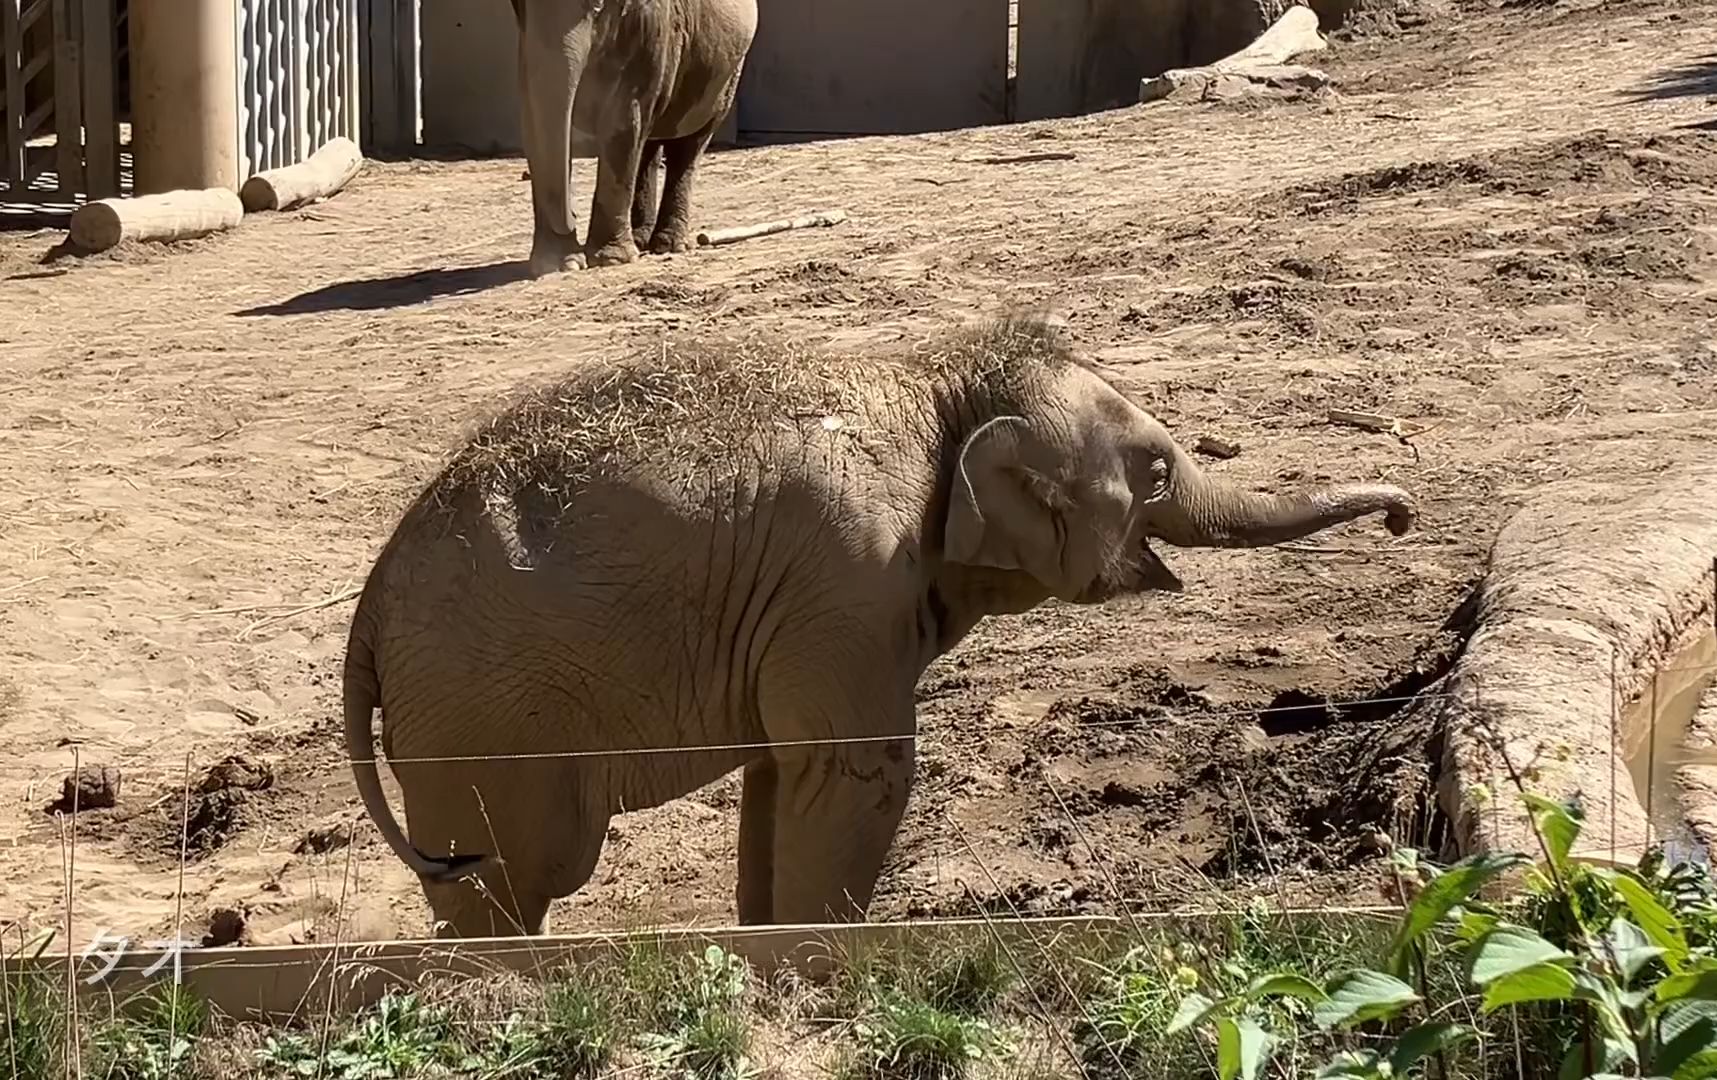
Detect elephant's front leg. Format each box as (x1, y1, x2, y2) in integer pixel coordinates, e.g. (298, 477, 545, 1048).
(739, 654, 915, 928)
(764, 739, 914, 923)
(585, 106, 649, 268)
(519, 1, 592, 277)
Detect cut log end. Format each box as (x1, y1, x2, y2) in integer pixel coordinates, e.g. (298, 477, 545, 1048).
(241, 136, 364, 213)
(68, 188, 245, 253)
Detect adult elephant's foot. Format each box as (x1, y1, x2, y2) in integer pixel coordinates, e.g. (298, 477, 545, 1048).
(648, 223, 696, 255)
(586, 237, 639, 268)
(528, 231, 584, 277)
(632, 226, 656, 251)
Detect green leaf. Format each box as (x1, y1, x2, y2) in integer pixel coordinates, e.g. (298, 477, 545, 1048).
(1658, 969, 1717, 1006)
(1469, 925, 1573, 984)
(1668, 1051, 1717, 1080)
(1388, 1022, 1479, 1074)
(1167, 991, 1223, 1035)
(1602, 869, 1692, 973)
(1315, 1050, 1385, 1079)
(1456, 907, 1500, 945)
(1481, 962, 1578, 1011)
(1241, 973, 1328, 1003)
(1312, 970, 1421, 1030)
(1216, 1017, 1276, 1080)
(1605, 916, 1667, 983)
(1521, 792, 1583, 870)
(1386, 852, 1527, 976)
(1656, 1001, 1717, 1078)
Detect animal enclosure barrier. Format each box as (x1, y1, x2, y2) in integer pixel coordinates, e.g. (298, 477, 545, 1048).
(0, 0, 123, 207)
(236, 0, 361, 177)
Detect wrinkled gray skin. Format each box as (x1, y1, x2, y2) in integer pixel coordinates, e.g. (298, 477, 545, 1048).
(343, 319, 1417, 937)
(510, 0, 757, 274)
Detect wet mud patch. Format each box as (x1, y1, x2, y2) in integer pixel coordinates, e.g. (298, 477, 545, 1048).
(125, 754, 281, 864)
(884, 619, 1472, 919)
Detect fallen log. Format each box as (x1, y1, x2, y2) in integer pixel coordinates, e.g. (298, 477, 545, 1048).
(696, 209, 848, 248)
(1140, 4, 1330, 105)
(240, 136, 364, 212)
(68, 188, 245, 253)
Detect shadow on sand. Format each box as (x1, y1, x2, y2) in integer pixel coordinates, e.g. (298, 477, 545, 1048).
(234, 261, 531, 316)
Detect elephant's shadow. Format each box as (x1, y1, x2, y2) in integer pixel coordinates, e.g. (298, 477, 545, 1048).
(234, 261, 531, 317)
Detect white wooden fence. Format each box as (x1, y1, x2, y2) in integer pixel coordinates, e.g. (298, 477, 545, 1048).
(236, 0, 360, 176)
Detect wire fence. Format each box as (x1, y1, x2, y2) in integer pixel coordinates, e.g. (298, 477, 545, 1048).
(0, 637, 1715, 1080)
(1, 650, 1713, 951)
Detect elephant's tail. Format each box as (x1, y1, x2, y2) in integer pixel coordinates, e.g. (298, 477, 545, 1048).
(343, 624, 487, 885)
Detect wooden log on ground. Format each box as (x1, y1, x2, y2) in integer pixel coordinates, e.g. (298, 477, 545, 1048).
(1140, 4, 1330, 105)
(696, 209, 848, 248)
(240, 136, 364, 212)
(68, 187, 245, 252)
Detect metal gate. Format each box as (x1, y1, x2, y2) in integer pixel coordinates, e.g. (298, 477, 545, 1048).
(1, 0, 122, 205)
(236, 0, 360, 176)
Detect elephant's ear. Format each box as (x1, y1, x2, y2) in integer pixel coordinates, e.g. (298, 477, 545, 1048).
(943, 416, 1062, 582)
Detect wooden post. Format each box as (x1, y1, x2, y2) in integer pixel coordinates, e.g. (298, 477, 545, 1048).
(50, 0, 83, 193)
(128, 0, 239, 194)
(2, 0, 24, 184)
(78, 0, 117, 195)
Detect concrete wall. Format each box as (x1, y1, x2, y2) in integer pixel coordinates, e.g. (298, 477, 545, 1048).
(418, 0, 1007, 149)
(420, 0, 521, 153)
(739, 0, 1008, 136)
(1015, 0, 1286, 121)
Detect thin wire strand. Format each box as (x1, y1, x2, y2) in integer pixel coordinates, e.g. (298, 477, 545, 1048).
(3, 662, 1712, 777)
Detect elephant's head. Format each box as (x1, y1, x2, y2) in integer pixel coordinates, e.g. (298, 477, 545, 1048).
(942, 359, 1415, 604)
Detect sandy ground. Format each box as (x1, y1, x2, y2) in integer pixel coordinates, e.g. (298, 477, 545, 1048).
(1, 0, 1715, 950)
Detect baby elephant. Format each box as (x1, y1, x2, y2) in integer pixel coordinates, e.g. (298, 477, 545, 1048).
(343, 317, 1416, 936)
(511, 0, 758, 273)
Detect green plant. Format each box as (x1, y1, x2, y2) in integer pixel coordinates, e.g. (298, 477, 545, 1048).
(534, 975, 619, 1077)
(849, 990, 1008, 1080)
(2, 966, 65, 1080)
(635, 944, 755, 1079)
(256, 990, 465, 1079)
(86, 981, 211, 1080)
(1167, 789, 1717, 1079)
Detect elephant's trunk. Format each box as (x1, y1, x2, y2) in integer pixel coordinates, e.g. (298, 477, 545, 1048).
(1151, 445, 1415, 548)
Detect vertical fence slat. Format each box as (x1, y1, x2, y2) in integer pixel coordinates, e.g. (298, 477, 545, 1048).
(77, 0, 114, 195)
(49, 0, 79, 193)
(2, 0, 24, 184)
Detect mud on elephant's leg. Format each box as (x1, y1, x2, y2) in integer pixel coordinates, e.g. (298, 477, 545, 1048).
(649, 122, 719, 255)
(761, 739, 914, 924)
(632, 141, 663, 253)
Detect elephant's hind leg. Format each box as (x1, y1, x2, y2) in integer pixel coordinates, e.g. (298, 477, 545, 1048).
(397, 760, 605, 938)
(648, 121, 718, 255)
(586, 110, 650, 268)
(424, 866, 553, 939)
(632, 141, 663, 251)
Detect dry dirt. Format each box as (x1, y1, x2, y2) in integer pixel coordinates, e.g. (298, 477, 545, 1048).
(2, 0, 1715, 949)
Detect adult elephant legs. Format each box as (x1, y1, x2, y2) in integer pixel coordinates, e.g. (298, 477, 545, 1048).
(520, 1, 594, 277)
